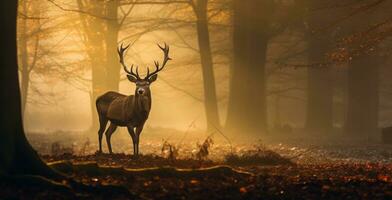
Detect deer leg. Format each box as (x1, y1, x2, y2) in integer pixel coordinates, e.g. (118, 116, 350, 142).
(134, 134, 139, 156)
(127, 126, 137, 156)
(105, 123, 117, 154)
(135, 125, 144, 156)
(97, 116, 108, 153)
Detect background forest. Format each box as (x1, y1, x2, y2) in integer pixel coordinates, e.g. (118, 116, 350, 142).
(17, 0, 392, 148)
(1, 0, 391, 199)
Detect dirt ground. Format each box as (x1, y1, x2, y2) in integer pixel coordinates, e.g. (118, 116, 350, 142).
(1, 131, 391, 199)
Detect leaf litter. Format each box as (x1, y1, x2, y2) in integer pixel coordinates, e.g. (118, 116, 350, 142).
(1, 132, 390, 199)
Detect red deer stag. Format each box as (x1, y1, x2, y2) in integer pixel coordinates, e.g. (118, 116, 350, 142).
(96, 43, 171, 155)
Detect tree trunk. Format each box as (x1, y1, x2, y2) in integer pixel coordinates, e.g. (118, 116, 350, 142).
(306, 67, 333, 134)
(194, 0, 221, 130)
(225, 0, 248, 132)
(305, 39, 333, 134)
(245, 0, 270, 134)
(105, 1, 120, 92)
(0, 0, 60, 179)
(304, 0, 333, 134)
(77, 1, 108, 131)
(90, 58, 107, 131)
(225, 0, 272, 135)
(306, 68, 333, 134)
(345, 55, 379, 138)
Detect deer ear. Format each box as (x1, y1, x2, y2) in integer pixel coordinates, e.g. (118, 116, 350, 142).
(148, 74, 158, 83)
(127, 75, 137, 83)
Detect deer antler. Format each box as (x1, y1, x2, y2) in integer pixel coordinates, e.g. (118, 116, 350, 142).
(118, 43, 141, 80)
(145, 43, 171, 80)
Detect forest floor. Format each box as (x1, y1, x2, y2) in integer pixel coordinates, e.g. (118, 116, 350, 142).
(1, 131, 391, 199)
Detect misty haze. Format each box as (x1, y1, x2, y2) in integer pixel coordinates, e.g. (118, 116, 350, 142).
(0, 0, 391, 199)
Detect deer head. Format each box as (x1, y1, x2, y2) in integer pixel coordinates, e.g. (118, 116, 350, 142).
(117, 43, 171, 98)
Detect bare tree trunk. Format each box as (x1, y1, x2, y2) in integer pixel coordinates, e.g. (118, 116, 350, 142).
(77, 1, 108, 131)
(305, 39, 333, 134)
(225, 0, 273, 135)
(226, 0, 248, 132)
(342, 1, 381, 139)
(90, 57, 107, 131)
(78, 1, 124, 130)
(345, 55, 379, 138)
(304, 0, 333, 134)
(0, 0, 61, 179)
(105, 1, 120, 92)
(245, 0, 270, 134)
(306, 66, 333, 134)
(194, 0, 221, 130)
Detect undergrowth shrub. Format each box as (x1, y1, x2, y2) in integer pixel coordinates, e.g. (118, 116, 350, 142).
(224, 142, 291, 166)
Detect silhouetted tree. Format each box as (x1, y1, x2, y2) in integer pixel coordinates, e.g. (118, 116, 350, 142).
(77, 0, 111, 130)
(340, 1, 388, 138)
(345, 55, 379, 137)
(192, 0, 221, 129)
(304, 0, 333, 134)
(226, 0, 275, 135)
(0, 0, 60, 179)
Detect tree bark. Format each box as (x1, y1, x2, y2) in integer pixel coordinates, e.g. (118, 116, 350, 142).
(245, 0, 270, 134)
(345, 55, 379, 138)
(105, 0, 120, 92)
(304, 0, 333, 134)
(305, 37, 333, 133)
(194, 0, 221, 130)
(77, 1, 108, 131)
(225, 0, 273, 135)
(0, 0, 60, 179)
(226, 0, 248, 132)
(306, 65, 333, 134)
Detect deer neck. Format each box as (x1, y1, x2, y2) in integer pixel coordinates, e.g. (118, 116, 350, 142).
(132, 92, 151, 118)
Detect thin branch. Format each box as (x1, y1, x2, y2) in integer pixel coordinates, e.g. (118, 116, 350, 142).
(120, 0, 190, 6)
(18, 12, 48, 20)
(119, 3, 136, 28)
(47, 0, 116, 20)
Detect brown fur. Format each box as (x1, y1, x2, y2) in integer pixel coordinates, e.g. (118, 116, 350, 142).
(96, 90, 151, 155)
(97, 43, 170, 155)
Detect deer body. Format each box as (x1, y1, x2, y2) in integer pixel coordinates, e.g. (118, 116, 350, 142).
(98, 91, 150, 126)
(96, 43, 170, 155)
